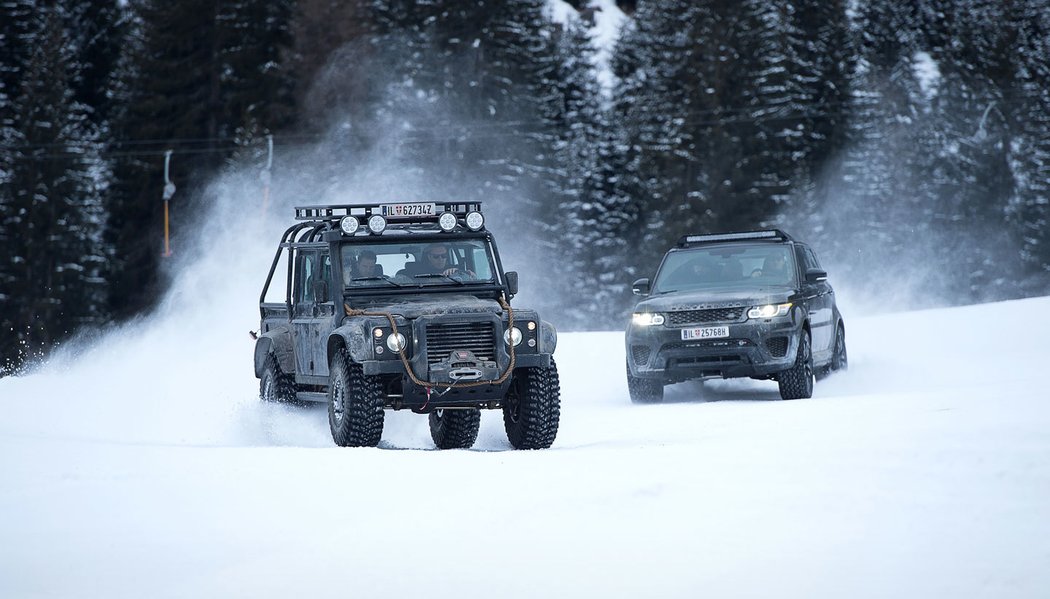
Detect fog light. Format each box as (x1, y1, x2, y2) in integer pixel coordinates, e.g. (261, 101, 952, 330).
(340, 216, 360, 235)
(368, 214, 387, 234)
(438, 212, 457, 232)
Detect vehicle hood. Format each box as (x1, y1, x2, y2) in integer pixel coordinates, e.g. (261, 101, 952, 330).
(635, 287, 796, 313)
(357, 294, 506, 319)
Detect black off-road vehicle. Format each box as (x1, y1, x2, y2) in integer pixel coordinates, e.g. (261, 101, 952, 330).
(253, 202, 560, 449)
(625, 230, 847, 403)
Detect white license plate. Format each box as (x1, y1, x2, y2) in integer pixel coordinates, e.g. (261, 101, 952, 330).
(381, 203, 435, 218)
(681, 326, 729, 340)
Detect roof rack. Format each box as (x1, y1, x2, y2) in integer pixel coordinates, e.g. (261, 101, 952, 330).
(293, 202, 486, 235)
(294, 201, 482, 223)
(677, 229, 793, 247)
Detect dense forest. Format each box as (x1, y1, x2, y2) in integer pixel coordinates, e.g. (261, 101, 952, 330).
(1, 0, 1048, 374)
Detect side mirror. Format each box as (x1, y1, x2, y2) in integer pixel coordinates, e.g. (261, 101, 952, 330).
(505, 271, 518, 297)
(632, 278, 651, 296)
(805, 269, 828, 283)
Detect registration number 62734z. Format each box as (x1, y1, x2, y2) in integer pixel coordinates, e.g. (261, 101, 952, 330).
(681, 326, 730, 340)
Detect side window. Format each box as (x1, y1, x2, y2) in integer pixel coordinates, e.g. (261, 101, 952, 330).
(320, 253, 332, 301)
(296, 252, 316, 304)
(804, 247, 822, 270)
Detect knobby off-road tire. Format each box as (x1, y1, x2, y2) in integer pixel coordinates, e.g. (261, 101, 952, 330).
(328, 348, 384, 447)
(260, 354, 297, 404)
(503, 360, 561, 450)
(778, 330, 814, 400)
(626, 361, 664, 404)
(429, 409, 481, 449)
(831, 325, 848, 372)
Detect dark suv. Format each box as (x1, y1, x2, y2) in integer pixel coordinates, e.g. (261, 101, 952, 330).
(253, 202, 560, 449)
(625, 230, 847, 402)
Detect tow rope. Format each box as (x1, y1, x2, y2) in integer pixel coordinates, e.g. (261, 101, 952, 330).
(344, 296, 517, 393)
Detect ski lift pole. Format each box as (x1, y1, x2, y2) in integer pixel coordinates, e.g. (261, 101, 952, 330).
(162, 150, 176, 257)
(260, 134, 273, 215)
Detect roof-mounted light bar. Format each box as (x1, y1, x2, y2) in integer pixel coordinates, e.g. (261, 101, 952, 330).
(294, 202, 485, 235)
(678, 229, 792, 247)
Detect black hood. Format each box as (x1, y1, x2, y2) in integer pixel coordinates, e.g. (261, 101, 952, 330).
(634, 286, 796, 313)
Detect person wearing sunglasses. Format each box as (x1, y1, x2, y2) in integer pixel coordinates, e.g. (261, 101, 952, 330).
(419, 244, 474, 278)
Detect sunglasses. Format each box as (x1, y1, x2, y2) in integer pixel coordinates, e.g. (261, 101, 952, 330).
(427, 252, 448, 259)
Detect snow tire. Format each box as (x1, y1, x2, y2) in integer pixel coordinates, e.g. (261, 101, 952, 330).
(260, 354, 297, 404)
(429, 409, 481, 449)
(328, 347, 384, 447)
(832, 324, 848, 372)
(778, 330, 814, 400)
(627, 362, 664, 404)
(503, 359, 561, 450)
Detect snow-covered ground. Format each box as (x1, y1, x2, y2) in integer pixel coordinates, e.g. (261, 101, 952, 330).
(2, 274, 1048, 598)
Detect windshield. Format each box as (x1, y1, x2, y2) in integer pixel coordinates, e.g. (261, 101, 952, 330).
(652, 244, 796, 293)
(340, 239, 497, 288)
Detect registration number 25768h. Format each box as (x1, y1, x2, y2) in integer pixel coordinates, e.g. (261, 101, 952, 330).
(681, 326, 730, 341)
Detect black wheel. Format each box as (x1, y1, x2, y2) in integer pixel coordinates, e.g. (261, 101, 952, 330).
(503, 359, 561, 450)
(831, 324, 848, 372)
(778, 330, 814, 400)
(328, 347, 384, 447)
(260, 354, 297, 404)
(429, 409, 481, 449)
(627, 361, 664, 403)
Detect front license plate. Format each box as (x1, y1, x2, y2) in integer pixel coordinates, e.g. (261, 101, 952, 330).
(381, 203, 436, 218)
(681, 326, 729, 340)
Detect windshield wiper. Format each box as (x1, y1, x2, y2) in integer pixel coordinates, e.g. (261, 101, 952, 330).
(411, 273, 465, 286)
(350, 276, 404, 287)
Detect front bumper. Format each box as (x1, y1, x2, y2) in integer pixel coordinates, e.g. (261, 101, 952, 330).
(626, 317, 801, 383)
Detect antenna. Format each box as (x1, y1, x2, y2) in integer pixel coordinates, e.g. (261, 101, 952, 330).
(162, 150, 176, 257)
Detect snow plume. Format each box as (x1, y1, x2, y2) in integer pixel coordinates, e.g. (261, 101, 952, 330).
(0, 35, 567, 446)
(782, 66, 1025, 316)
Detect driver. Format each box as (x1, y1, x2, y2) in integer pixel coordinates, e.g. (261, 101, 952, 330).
(419, 245, 473, 277)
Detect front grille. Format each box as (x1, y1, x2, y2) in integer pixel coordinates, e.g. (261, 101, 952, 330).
(663, 339, 752, 352)
(631, 345, 652, 365)
(766, 336, 789, 358)
(425, 322, 497, 366)
(666, 307, 746, 326)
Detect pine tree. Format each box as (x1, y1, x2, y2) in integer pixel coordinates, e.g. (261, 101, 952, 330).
(106, 0, 297, 320)
(0, 7, 108, 374)
(1008, 1, 1050, 293)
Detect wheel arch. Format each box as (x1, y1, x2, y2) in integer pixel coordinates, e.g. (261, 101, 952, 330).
(254, 328, 294, 378)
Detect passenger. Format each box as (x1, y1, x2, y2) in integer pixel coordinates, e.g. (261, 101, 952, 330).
(356, 250, 380, 278)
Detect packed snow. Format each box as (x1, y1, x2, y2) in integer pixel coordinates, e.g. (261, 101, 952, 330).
(1, 248, 1048, 597)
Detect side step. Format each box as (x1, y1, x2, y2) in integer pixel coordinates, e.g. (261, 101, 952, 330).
(295, 392, 328, 404)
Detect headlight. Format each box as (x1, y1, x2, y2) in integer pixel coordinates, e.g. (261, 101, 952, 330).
(438, 212, 457, 232)
(465, 211, 485, 231)
(367, 214, 387, 234)
(386, 333, 406, 352)
(747, 303, 792, 319)
(632, 312, 665, 326)
(340, 216, 360, 234)
(504, 327, 522, 346)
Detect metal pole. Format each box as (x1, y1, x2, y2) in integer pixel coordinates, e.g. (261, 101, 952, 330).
(260, 134, 273, 215)
(162, 150, 176, 257)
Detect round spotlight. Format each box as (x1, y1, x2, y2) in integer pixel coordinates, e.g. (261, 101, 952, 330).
(386, 333, 406, 353)
(503, 327, 522, 347)
(465, 211, 484, 231)
(438, 212, 457, 232)
(339, 216, 360, 235)
(367, 214, 387, 234)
